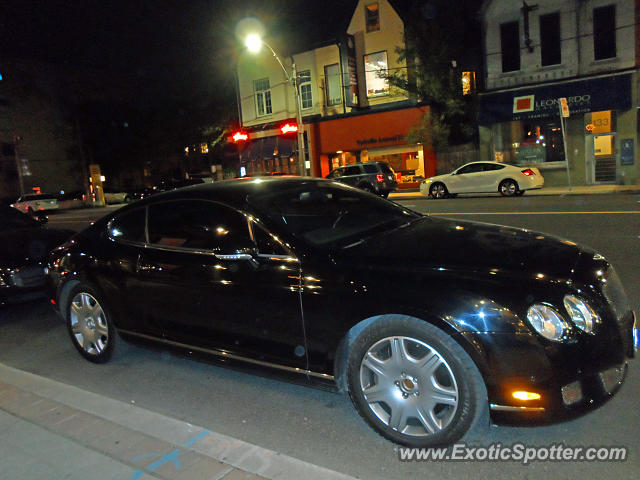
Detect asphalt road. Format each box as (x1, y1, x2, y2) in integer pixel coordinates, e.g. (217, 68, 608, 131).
(2, 193, 639, 479)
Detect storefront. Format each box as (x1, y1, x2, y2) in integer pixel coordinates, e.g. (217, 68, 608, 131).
(309, 105, 436, 188)
(478, 72, 637, 186)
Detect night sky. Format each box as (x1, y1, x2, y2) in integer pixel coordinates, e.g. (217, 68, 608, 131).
(1, 0, 357, 106)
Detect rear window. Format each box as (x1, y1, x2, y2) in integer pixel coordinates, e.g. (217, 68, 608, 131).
(379, 164, 394, 175)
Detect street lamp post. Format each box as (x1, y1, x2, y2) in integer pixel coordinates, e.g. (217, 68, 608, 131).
(246, 35, 306, 176)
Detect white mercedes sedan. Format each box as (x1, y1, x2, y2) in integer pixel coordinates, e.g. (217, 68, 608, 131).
(420, 162, 544, 198)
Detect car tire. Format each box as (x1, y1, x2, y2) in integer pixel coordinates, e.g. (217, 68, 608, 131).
(124, 195, 132, 203)
(429, 182, 448, 199)
(499, 179, 518, 197)
(66, 283, 117, 364)
(346, 315, 486, 447)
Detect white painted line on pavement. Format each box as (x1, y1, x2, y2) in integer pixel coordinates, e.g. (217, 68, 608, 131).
(0, 363, 357, 480)
(430, 211, 640, 215)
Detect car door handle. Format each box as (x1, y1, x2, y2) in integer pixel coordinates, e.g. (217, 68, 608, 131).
(214, 254, 253, 261)
(136, 261, 161, 273)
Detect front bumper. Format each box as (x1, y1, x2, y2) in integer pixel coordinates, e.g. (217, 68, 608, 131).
(460, 310, 636, 426)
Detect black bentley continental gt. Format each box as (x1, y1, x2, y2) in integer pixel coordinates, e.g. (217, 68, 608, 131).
(46, 178, 638, 446)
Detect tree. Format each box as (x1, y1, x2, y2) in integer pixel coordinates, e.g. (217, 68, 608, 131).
(386, 0, 482, 150)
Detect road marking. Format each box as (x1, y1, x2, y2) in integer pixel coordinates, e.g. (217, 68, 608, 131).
(428, 211, 640, 215)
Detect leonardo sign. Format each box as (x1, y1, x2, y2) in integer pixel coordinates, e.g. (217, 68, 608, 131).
(478, 73, 631, 125)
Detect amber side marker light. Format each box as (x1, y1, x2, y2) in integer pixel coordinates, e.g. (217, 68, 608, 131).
(512, 391, 541, 401)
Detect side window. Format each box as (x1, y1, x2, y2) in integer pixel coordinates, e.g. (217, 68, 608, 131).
(109, 208, 146, 243)
(457, 164, 482, 174)
(362, 164, 378, 174)
(147, 201, 250, 252)
(484, 164, 505, 171)
(344, 166, 362, 176)
(327, 169, 342, 179)
(252, 223, 289, 256)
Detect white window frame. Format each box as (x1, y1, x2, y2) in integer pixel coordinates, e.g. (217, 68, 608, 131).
(254, 78, 272, 117)
(298, 70, 313, 110)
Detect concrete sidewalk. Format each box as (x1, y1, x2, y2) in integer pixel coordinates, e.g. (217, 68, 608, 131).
(389, 184, 640, 199)
(0, 363, 357, 480)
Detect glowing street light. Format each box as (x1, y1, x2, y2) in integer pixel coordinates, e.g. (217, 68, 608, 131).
(244, 34, 307, 176)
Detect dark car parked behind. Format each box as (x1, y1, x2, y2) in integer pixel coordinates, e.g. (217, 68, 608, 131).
(0, 206, 73, 305)
(47, 178, 637, 447)
(326, 161, 397, 197)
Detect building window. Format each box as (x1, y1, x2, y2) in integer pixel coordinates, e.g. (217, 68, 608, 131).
(540, 12, 561, 66)
(593, 5, 616, 60)
(324, 64, 342, 106)
(364, 51, 389, 97)
(461, 71, 476, 95)
(365, 3, 380, 32)
(298, 70, 313, 109)
(253, 78, 272, 116)
(500, 21, 520, 72)
(200, 143, 208, 154)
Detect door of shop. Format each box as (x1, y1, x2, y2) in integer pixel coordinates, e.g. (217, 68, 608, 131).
(586, 133, 617, 184)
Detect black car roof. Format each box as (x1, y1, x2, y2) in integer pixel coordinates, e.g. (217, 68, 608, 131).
(130, 177, 328, 210)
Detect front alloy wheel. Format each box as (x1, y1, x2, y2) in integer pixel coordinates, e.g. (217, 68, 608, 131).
(346, 316, 485, 446)
(360, 336, 459, 436)
(429, 183, 448, 199)
(67, 285, 116, 363)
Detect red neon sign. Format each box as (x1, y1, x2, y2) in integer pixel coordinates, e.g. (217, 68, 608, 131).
(280, 123, 298, 134)
(232, 131, 249, 142)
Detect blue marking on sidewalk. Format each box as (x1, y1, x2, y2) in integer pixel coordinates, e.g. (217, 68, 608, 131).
(184, 429, 211, 447)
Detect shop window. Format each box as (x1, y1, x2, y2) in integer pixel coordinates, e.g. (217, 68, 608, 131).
(324, 64, 342, 106)
(364, 51, 389, 97)
(593, 5, 616, 60)
(500, 21, 520, 72)
(254, 78, 272, 116)
(298, 70, 313, 109)
(540, 12, 561, 66)
(365, 3, 380, 32)
(514, 122, 565, 164)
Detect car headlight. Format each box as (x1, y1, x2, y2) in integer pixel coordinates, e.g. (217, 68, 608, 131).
(527, 304, 567, 341)
(563, 295, 600, 333)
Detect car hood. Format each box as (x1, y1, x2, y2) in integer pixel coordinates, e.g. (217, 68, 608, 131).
(0, 227, 73, 268)
(337, 216, 586, 279)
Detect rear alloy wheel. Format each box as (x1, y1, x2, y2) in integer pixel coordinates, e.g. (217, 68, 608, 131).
(429, 183, 448, 199)
(499, 179, 518, 197)
(346, 316, 485, 446)
(67, 285, 116, 363)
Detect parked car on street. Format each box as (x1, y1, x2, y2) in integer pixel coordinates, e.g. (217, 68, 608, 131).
(420, 161, 544, 198)
(47, 178, 637, 447)
(326, 161, 397, 197)
(123, 187, 157, 203)
(0, 206, 73, 305)
(11, 193, 59, 214)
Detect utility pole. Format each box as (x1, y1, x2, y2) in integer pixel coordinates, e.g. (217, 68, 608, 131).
(12, 135, 25, 196)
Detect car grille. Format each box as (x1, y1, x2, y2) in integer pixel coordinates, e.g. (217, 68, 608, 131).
(9, 266, 46, 288)
(602, 267, 631, 323)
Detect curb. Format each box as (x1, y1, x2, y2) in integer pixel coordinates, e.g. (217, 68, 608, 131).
(0, 363, 357, 480)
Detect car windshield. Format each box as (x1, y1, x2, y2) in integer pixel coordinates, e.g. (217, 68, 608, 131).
(249, 182, 420, 247)
(19, 194, 57, 201)
(0, 207, 38, 229)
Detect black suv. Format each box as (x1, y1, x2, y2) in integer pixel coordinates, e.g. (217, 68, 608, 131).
(325, 161, 397, 197)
